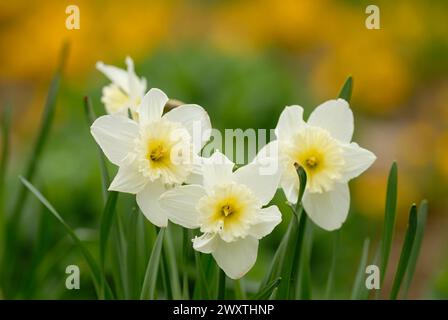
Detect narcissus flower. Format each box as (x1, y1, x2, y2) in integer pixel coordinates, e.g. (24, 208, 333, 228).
(91, 88, 211, 227)
(159, 151, 281, 279)
(260, 99, 376, 231)
(96, 56, 147, 116)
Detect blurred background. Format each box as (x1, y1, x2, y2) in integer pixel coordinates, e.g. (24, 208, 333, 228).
(0, 0, 447, 299)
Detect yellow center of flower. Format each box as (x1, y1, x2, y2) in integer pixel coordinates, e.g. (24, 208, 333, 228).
(147, 143, 166, 162)
(284, 126, 345, 193)
(136, 120, 193, 184)
(197, 184, 259, 242)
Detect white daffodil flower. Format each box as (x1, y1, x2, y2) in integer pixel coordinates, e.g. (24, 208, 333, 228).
(96, 56, 147, 116)
(91, 88, 211, 227)
(258, 99, 376, 231)
(159, 151, 282, 279)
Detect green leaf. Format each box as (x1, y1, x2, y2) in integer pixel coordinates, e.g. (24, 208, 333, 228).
(275, 166, 308, 299)
(163, 224, 182, 299)
(350, 238, 370, 300)
(253, 277, 281, 300)
(19, 176, 108, 298)
(0, 104, 12, 272)
(297, 222, 313, 299)
(324, 230, 339, 299)
(140, 227, 165, 300)
(380, 162, 398, 285)
(2, 44, 69, 296)
(217, 268, 226, 300)
(390, 204, 418, 300)
(83, 96, 110, 200)
(99, 191, 118, 294)
(193, 251, 211, 300)
(403, 200, 428, 297)
(338, 76, 353, 102)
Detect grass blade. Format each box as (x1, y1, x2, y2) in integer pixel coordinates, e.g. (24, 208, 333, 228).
(19, 176, 106, 298)
(140, 227, 165, 300)
(253, 277, 281, 300)
(390, 204, 418, 300)
(350, 238, 370, 299)
(338, 76, 353, 102)
(380, 162, 398, 286)
(403, 200, 428, 297)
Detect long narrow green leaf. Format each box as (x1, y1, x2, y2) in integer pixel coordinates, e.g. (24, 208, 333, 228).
(324, 230, 339, 299)
(140, 227, 165, 300)
(338, 76, 353, 101)
(19, 176, 105, 298)
(83, 96, 110, 200)
(403, 200, 428, 297)
(277, 166, 307, 299)
(297, 222, 313, 299)
(390, 204, 418, 300)
(350, 238, 370, 300)
(193, 251, 211, 300)
(2, 44, 69, 296)
(380, 162, 398, 285)
(0, 105, 12, 274)
(163, 224, 182, 299)
(253, 277, 282, 300)
(217, 268, 226, 300)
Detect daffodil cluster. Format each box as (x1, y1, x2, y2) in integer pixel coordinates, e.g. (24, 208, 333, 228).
(92, 58, 376, 279)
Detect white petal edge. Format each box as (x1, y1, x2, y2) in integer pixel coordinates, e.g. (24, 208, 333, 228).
(109, 162, 147, 194)
(233, 161, 280, 205)
(275, 105, 305, 140)
(340, 142, 376, 182)
(202, 151, 235, 191)
(136, 181, 168, 227)
(192, 233, 217, 254)
(159, 184, 207, 229)
(96, 61, 129, 93)
(162, 104, 212, 153)
(212, 236, 258, 279)
(280, 166, 299, 204)
(302, 183, 350, 231)
(307, 99, 354, 143)
(90, 115, 139, 165)
(249, 206, 282, 239)
(139, 88, 169, 125)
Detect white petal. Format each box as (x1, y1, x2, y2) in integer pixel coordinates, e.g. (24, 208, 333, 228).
(136, 181, 168, 227)
(91, 115, 139, 165)
(252, 141, 279, 166)
(159, 185, 207, 228)
(308, 99, 354, 142)
(212, 236, 258, 279)
(96, 61, 129, 93)
(139, 88, 169, 125)
(249, 206, 282, 239)
(275, 105, 305, 140)
(163, 104, 211, 153)
(302, 183, 350, 231)
(233, 161, 280, 205)
(340, 143, 376, 182)
(109, 162, 147, 194)
(184, 155, 204, 184)
(280, 169, 299, 204)
(202, 151, 235, 191)
(192, 233, 217, 254)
